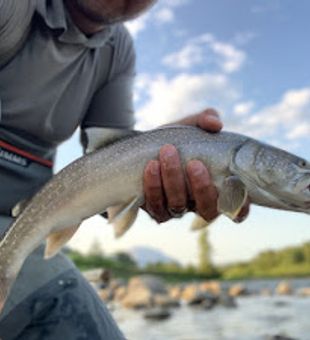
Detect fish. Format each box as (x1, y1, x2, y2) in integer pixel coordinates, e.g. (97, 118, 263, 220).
(0, 125, 310, 312)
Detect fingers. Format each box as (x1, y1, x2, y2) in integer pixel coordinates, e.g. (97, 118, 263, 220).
(159, 145, 187, 216)
(197, 109, 223, 132)
(186, 160, 219, 222)
(175, 108, 223, 133)
(143, 160, 170, 223)
(143, 144, 187, 222)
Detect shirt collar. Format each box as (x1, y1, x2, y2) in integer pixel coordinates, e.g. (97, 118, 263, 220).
(36, 0, 114, 48)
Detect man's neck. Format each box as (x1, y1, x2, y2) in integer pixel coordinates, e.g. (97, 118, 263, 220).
(64, 0, 106, 35)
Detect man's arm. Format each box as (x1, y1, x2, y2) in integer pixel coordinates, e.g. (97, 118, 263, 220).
(143, 109, 250, 223)
(0, 0, 35, 66)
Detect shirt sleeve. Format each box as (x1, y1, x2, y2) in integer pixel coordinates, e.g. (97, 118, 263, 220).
(81, 25, 136, 131)
(0, 0, 36, 66)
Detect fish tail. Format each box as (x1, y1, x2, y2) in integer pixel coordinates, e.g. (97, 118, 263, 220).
(0, 275, 14, 314)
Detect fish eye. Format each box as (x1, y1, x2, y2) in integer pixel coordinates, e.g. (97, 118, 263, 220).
(298, 160, 307, 168)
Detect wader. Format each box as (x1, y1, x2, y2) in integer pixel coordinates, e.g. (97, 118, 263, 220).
(0, 128, 125, 340)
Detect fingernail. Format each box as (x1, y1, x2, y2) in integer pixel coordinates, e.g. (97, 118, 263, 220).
(206, 116, 222, 125)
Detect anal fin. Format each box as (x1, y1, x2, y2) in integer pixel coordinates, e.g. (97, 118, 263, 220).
(107, 197, 141, 238)
(44, 224, 80, 259)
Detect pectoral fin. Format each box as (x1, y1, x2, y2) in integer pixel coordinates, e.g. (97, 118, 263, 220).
(218, 176, 247, 220)
(107, 197, 141, 238)
(44, 225, 80, 259)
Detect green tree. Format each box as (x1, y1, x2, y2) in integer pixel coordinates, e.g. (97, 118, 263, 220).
(302, 242, 310, 262)
(197, 229, 214, 275)
(88, 240, 104, 256)
(113, 252, 137, 268)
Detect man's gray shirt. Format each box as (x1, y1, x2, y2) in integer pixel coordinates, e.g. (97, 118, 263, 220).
(0, 0, 136, 215)
(0, 0, 135, 147)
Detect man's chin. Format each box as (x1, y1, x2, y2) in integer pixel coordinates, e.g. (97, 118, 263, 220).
(75, 0, 120, 25)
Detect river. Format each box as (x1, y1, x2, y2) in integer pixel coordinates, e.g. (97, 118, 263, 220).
(112, 278, 310, 340)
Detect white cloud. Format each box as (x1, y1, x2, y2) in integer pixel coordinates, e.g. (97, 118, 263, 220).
(162, 44, 203, 69)
(154, 8, 175, 23)
(135, 72, 239, 129)
(162, 33, 246, 73)
(233, 101, 254, 116)
(226, 88, 310, 147)
(125, 0, 188, 38)
(125, 13, 151, 38)
(210, 41, 246, 73)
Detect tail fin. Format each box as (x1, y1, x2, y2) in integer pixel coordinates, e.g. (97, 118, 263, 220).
(0, 275, 15, 315)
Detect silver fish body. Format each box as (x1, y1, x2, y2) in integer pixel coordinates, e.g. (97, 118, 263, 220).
(0, 126, 309, 312)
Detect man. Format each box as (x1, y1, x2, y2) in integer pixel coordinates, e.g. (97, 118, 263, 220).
(0, 0, 249, 338)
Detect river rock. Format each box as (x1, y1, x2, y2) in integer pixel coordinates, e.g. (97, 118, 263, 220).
(199, 281, 221, 295)
(296, 287, 310, 297)
(276, 281, 293, 295)
(98, 288, 113, 302)
(187, 292, 208, 306)
(114, 286, 128, 302)
(169, 285, 183, 300)
(266, 335, 298, 340)
(128, 275, 168, 294)
(181, 284, 200, 302)
(153, 294, 180, 308)
(110, 278, 126, 291)
(121, 287, 153, 309)
(143, 307, 172, 321)
(120, 275, 169, 309)
(200, 294, 218, 310)
(218, 294, 237, 308)
(229, 283, 248, 297)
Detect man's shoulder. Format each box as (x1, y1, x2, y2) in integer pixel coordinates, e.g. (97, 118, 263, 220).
(111, 24, 135, 53)
(102, 23, 135, 75)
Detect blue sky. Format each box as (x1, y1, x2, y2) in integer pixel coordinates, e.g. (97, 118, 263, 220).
(58, 0, 310, 265)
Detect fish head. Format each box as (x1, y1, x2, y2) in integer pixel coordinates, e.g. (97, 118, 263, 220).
(254, 145, 310, 213)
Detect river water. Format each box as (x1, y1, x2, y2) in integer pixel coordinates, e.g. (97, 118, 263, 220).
(112, 278, 310, 340)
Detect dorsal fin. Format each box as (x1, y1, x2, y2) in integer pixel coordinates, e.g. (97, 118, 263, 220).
(81, 128, 141, 153)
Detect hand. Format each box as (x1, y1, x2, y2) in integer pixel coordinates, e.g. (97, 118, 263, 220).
(143, 108, 250, 223)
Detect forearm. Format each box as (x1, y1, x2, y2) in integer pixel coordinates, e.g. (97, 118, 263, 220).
(0, 0, 35, 66)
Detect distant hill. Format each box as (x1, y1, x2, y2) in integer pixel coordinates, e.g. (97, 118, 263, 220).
(129, 246, 179, 267)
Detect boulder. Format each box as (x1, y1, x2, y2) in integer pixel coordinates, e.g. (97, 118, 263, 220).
(228, 283, 248, 297)
(153, 294, 180, 308)
(218, 294, 237, 308)
(128, 275, 167, 294)
(276, 281, 293, 295)
(120, 275, 169, 309)
(143, 307, 172, 321)
(169, 285, 183, 300)
(121, 287, 153, 309)
(98, 288, 113, 302)
(297, 287, 310, 297)
(181, 284, 200, 302)
(199, 281, 221, 295)
(114, 286, 128, 302)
